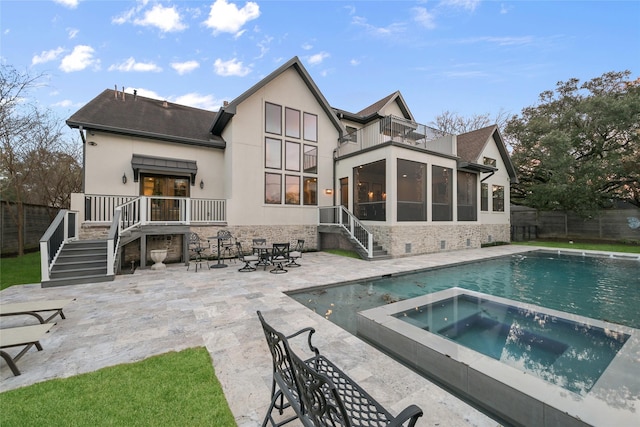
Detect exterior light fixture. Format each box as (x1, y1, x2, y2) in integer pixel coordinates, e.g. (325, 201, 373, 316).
(199, 179, 204, 189)
(122, 173, 127, 184)
(325, 189, 333, 195)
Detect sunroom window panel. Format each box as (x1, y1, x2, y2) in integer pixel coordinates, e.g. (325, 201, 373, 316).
(354, 160, 386, 221)
(432, 165, 452, 221)
(481, 183, 489, 211)
(457, 171, 477, 221)
(397, 159, 427, 221)
(493, 185, 505, 212)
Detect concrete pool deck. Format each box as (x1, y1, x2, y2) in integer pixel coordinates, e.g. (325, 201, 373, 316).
(1, 245, 636, 426)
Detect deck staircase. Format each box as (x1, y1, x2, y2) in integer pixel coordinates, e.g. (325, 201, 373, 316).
(319, 224, 390, 260)
(42, 239, 115, 288)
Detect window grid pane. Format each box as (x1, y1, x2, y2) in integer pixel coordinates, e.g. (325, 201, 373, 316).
(303, 112, 317, 142)
(285, 108, 300, 138)
(285, 175, 300, 205)
(265, 138, 282, 169)
(265, 173, 282, 204)
(265, 102, 282, 135)
(303, 145, 317, 174)
(303, 177, 317, 205)
(285, 141, 300, 172)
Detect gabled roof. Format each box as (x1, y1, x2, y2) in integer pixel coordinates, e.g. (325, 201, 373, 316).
(67, 89, 225, 148)
(333, 91, 415, 124)
(210, 56, 344, 136)
(457, 125, 518, 181)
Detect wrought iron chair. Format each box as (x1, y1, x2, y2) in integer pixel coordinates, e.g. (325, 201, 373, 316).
(252, 238, 270, 269)
(270, 243, 290, 274)
(257, 311, 423, 427)
(286, 239, 304, 267)
(217, 230, 236, 263)
(235, 241, 259, 272)
(187, 232, 210, 272)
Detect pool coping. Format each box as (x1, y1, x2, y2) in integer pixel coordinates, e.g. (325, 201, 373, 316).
(357, 287, 640, 427)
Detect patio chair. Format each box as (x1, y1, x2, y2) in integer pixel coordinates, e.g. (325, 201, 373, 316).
(286, 239, 304, 268)
(235, 242, 259, 272)
(252, 238, 270, 269)
(187, 232, 210, 272)
(217, 230, 236, 263)
(270, 243, 290, 274)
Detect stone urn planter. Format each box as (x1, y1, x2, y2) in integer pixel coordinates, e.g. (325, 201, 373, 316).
(150, 249, 168, 270)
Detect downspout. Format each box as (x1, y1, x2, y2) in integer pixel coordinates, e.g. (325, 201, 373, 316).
(78, 126, 87, 193)
(332, 148, 338, 206)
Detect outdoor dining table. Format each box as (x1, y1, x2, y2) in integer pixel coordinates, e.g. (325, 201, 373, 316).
(252, 243, 272, 269)
(208, 236, 229, 269)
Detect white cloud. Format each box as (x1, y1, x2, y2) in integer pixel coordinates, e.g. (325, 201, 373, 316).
(301, 43, 313, 51)
(32, 47, 65, 65)
(59, 45, 99, 72)
(52, 99, 75, 108)
(127, 87, 163, 100)
(351, 16, 406, 37)
(108, 57, 162, 72)
(350, 58, 360, 66)
(307, 52, 330, 66)
(171, 60, 200, 75)
(213, 58, 251, 77)
(458, 36, 534, 46)
(54, 0, 80, 9)
(204, 0, 260, 35)
(440, 0, 480, 12)
(134, 4, 187, 32)
(413, 7, 436, 29)
(174, 93, 220, 111)
(67, 27, 79, 39)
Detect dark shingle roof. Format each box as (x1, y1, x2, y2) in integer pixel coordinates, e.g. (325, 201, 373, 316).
(457, 125, 518, 181)
(67, 89, 224, 148)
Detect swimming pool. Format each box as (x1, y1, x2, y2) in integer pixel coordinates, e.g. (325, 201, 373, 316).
(289, 250, 640, 333)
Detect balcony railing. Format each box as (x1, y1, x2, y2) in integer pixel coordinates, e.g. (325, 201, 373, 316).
(337, 115, 456, 157)
(81, 194, 226, 226)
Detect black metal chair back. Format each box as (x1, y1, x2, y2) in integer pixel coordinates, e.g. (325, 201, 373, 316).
(270, 243, 290, 274)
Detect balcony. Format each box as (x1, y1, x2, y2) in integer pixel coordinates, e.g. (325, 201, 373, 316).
(337, 115, 456, 157)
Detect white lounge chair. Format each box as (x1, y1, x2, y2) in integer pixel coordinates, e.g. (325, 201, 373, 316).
(0, 299, 75, 324)
(0, 323, 55, 376)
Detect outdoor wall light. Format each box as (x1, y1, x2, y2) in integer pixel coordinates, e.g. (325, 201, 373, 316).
(325, 189, 333, 195)
(122, 173, 127, 184)
(200, 179, 204, 189)
(88, 141, 97, 146)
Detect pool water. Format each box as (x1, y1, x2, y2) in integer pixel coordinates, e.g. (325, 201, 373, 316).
(288, 251, 640, 334)
(395, 293, 629, 394)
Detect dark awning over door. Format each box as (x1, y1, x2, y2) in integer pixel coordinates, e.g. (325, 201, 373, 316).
(131, 154, 198, 184)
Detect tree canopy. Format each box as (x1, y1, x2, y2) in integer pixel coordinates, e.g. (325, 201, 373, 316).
(1, 64, 82, 255)
(505, 71, 640, 215)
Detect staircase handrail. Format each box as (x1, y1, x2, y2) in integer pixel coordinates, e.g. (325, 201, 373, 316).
(106, 210, 121, 276)
(116, 197, 143, 233)
(318, 206, 373, 258)
(40, 209, 78, 282)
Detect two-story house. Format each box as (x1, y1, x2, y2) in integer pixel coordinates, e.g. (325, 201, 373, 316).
(43, 56, 516, 286)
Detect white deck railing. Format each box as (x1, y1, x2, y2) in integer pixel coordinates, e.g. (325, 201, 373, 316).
(319, 205, 373, 258)
(82, 195, 226, 226)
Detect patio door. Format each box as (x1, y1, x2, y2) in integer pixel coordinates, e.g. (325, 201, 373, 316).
(141, 174, 190, 221)
(340, 177, 349, 225)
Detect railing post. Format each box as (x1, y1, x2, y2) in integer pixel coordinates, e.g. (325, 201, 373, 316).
(40, 240, 50, 282)
(367, 233, 373, 258)
(140, 197, 148, 224)
(185, 198, 191, 225)
(106, 239, 114, 276)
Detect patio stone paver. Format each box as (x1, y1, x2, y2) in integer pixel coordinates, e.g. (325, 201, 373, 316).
(0, 246, 532, 426)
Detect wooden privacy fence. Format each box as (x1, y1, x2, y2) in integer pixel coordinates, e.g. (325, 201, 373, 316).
(1, 202, 59, 256)
(511, 205, 640, 242)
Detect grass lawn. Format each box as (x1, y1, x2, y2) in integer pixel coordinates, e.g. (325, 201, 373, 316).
(0, 347, 236, 427)
(513, 240, 640, 253)
(0, 252, 41, 290)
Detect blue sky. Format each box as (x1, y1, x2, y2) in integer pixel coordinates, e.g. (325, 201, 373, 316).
(2, 0, 639, 134)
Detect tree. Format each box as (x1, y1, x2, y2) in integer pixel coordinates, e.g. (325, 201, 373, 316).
(0, 65, 82, 255)
(505, 71, 640, 215)
(431, 109, 510, 136)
